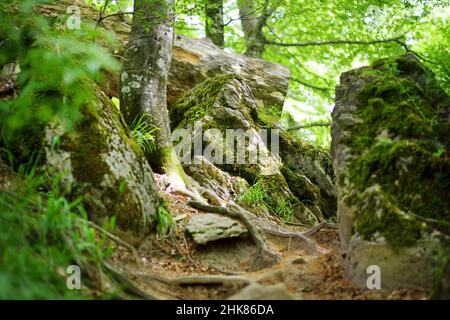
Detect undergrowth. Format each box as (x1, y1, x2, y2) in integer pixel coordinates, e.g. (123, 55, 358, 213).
(0, 0, 120, 298)
(239, 180, 295, 222)
(0, 153, 116, 299)
(156, 200, 175, 238)
(130, 114, 157, 153)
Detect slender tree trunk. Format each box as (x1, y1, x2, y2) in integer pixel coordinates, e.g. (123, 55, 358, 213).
(205, 0, 224, 47)
(120, 0, 177, 172)
(237, 0, 267, 58)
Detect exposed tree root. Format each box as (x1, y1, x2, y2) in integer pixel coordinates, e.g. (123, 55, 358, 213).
(174, 275, 252, 286)
(187, 200, 279, 267)
(208, 265, 241, 275)
(188, 189, 321, 255)
(303, 221, 337, 237)
(102, 262, 157, 300)
(172, 186, 206, 204)
(134, 271, 253, 287)
(80, 219, 142, 268)
(262, 227, 316, 253)
(160, 171, 207, 204)
(198, 186, 225, 206)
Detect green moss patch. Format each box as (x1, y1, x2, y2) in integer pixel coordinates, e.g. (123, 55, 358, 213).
(354, 187, 423, 248)
(170, 74, 257, 129)
(63, 105, 109, 186)
(346, 55, 450, 247)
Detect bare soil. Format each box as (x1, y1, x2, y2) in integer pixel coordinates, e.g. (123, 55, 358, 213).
(110, 189, 430, 300)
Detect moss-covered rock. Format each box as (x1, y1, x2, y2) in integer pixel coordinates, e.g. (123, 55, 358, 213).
(44, 91, 159, 235)
(41, 2, 291, 112)
(184, 155, 250, 202)
(168, 35, 291, 115)
(279, 131, 336, 219)
(171, 74, 335, 223)
(332, 54, 450, 294)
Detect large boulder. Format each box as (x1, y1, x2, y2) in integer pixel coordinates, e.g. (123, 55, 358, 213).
(168, 35, 291, 114)
(44, 91, 159, 235)
(184, 155, 250, 202)
(331, 54, 450, 295)
(279, 131, 336, 219)
(171, 74, 335, 223)
(58, 0, 291, 112)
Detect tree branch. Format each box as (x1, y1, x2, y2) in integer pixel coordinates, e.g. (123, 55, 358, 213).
(264, 24, 333, 92)
(291, 77, 333, 92)
(392, 39, 439, 65)
(287, 121, 332, 131)
(222, 7, 262, 27)
(265, 36, 403, 47)
(97, 11, 134, 25)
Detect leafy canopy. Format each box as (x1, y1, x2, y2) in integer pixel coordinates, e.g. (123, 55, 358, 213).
(84, 0, 449, 147)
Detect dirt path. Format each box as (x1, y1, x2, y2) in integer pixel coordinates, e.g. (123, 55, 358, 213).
(109, 190, 430, 300)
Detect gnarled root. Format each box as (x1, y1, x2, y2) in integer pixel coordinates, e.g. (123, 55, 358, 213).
(303, 221, 337, 237)
(187, 200, 279, 267)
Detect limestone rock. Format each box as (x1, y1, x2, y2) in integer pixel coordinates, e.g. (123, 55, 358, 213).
(279, 131, 336, 219)
(171, 74, 334, 223)
(171, 74, 292, 209)
(44, 91, 159, 235)
(40, 1, 290, 111)
(227, 283, 295, 300)
(331, 54, 450, 294)
(168, 35, 291, 114)
(186, 213, 248, 245)
(184, 156, 250, 202)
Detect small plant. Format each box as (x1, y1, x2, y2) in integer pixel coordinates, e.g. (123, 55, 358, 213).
(130, 114, 157, 153)
(375, 137, 393, 147)
(156, 200, 175, 238)
(433, 145, 446, 158)
(239, 180, 268, 210)
(239, 180, 298, 222)
(259, 105, 281, 126)
(0, 153, 114, 299)
(272, 198, 295, 222)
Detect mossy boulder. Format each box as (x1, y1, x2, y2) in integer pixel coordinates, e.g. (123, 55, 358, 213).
(43, 2, 291, 112)
(44, 91, 159, 235)
(279, 131, 336, 219)
(171, 74, 335, 223)
(184, 156, 250, 202)
(168, 35, 291, 116)
(332, 54, 450, 295)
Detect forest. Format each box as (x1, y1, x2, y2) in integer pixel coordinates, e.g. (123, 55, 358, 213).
(0, 0, 449, 301)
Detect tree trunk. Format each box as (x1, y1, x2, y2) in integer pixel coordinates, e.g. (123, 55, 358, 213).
(237, 0, 267, 58)
(120, 0, 176, 171)
(205, 0, 224, 47)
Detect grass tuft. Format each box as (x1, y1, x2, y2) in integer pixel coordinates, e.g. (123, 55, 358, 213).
(130, 114, 157, 153)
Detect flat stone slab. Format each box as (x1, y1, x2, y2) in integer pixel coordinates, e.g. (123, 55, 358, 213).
(186, 213, 248, 245)
(228, 283, 295, 300)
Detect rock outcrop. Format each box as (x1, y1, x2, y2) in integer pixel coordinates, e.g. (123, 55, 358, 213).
(168, 35, 291, 115)
(279, 131, 336, 219)
(171, 74, 335, 223)
(332, 54, 450, 295)
(44, 91, 159, 235)
(184, 155, 250, 202)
